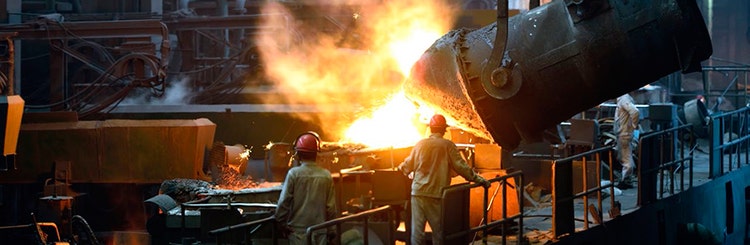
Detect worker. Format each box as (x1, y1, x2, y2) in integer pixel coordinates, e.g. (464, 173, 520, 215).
(397, 114, 491, 245)
(275, 131, 337, 244)
(614, 93, 640, 189)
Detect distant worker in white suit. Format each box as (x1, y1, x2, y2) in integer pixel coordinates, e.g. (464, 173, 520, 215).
(614, 93, 640, 189)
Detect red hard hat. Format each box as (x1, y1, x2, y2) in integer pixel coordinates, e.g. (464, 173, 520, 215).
(429, 114, 447, 128)
(295, 132, 320, 153)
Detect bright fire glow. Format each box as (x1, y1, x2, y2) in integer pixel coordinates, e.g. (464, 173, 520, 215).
(388, 30, 442, 76)
(238, 148, 250, 161)
(256, 0, 458, 147)
(342, 91, 433, 148)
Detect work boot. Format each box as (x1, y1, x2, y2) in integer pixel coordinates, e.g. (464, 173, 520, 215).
(626, 174, 638, 184)
(616, 181, 634, 190)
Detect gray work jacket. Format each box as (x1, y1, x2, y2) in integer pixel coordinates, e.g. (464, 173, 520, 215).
(275, 160, 337, 230)
(398, 133, 481, 198)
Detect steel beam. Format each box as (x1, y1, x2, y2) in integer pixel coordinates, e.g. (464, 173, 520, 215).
(165, 14, 285, 31)
(0, 19, 166, 40)
(552, 160, 574, 238)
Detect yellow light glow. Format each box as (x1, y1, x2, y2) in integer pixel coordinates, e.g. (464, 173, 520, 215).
(256, 0, 457, 147)
(342, 91, 434, 148)
(388, 29, 443, 76)
(238, 148, 250, 161)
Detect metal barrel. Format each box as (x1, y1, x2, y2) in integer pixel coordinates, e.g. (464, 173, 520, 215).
(404, 0, 712, 150)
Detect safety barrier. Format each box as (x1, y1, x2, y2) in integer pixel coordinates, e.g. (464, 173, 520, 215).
(551, 146, 616, 238)
(708, 105, 750, 178)
(636, 123, 696, 205)
(442, 171, 524, 245)
(209, 204, 395, 245)
(0, 221, 63, 244)
(209, 216, 279, 245)
(305, 205, 395, 245)
(700, 66, 750, 113)
(180, 199, 278, 244)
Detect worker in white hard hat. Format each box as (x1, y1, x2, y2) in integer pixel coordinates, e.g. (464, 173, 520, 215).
(398, 114, 491, 245)
(614, 93, 640, 189)
(275, 131, 337, 244)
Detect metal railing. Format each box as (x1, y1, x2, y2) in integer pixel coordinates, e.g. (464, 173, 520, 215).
(0, 217, 64, 244)
(442, 171, 524, 245)
(708, 105, 750, 178)
(179, 198, 278, 243)
(305, 205, 395, 245)
(636, 124, 696, 205)
(700, 66, 750, 113)
(552, 146, 616, 238)
(208, 216, 279, 245)
(209, 204, 396, 245)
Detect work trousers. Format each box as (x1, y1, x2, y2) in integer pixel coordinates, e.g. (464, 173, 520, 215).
(289, 227, 327, 245)
(618, 133, 635, 181)
(411, 195, 443, 245)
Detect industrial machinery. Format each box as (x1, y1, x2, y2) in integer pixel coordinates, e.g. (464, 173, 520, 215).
(403, 0, 712, 150)
(0, 0, 728, 244)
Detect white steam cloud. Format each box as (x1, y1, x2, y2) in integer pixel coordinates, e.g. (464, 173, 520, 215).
(120, 77, 192, 105)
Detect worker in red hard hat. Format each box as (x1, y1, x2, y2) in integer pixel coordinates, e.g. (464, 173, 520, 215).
(275, 131, 337, 244)
(398, 114, 490, 245)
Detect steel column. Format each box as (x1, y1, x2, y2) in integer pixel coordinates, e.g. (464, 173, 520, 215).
(552, 160, 573, 237)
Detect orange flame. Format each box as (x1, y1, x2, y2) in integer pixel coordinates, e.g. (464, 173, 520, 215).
(388, 29, 443, 76)
(256, 0, 458, 147)
(341, 0, 451, 147)
(342, 91, 434, 148)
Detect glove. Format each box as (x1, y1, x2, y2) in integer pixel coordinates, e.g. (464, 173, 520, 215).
(275, 221, 292, 237)
(475, 175, 491, 188)
(327, 231, 337, 244)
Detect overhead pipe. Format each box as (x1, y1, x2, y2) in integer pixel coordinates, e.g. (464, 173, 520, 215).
(217, 0, 230, 58)
(234, 0, 247, 15)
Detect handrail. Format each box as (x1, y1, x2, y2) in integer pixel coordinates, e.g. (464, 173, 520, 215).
(441, 170, 524, 244)
(702, 65, 750, 71)
(208, 215, 275, 234)
(208, 216, 278, 245)
(708, 105, 750, 178)
(181, 202, 277, 209)
(0, 224, 34, 230)
(699, 65, 750, 112)
(209, 216, 275, 234)
(36, 222, 62, 243)
(710, 104, 750, 118)
(180, 196, 212, 236)
(3, 221, 64, 244)
(179, 198, 277, 243)
(636, 123, 695, 205)
(305, 205, 394, 245)
(552, 145, 616, 238)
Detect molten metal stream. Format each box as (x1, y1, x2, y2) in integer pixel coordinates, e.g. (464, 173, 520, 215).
(404, 0, 712, 150)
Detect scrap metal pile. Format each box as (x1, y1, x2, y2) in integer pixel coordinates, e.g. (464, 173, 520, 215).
(156, 178, 281, 203)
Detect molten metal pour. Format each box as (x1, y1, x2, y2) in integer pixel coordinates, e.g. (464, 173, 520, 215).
(403, 0, 712, 150)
